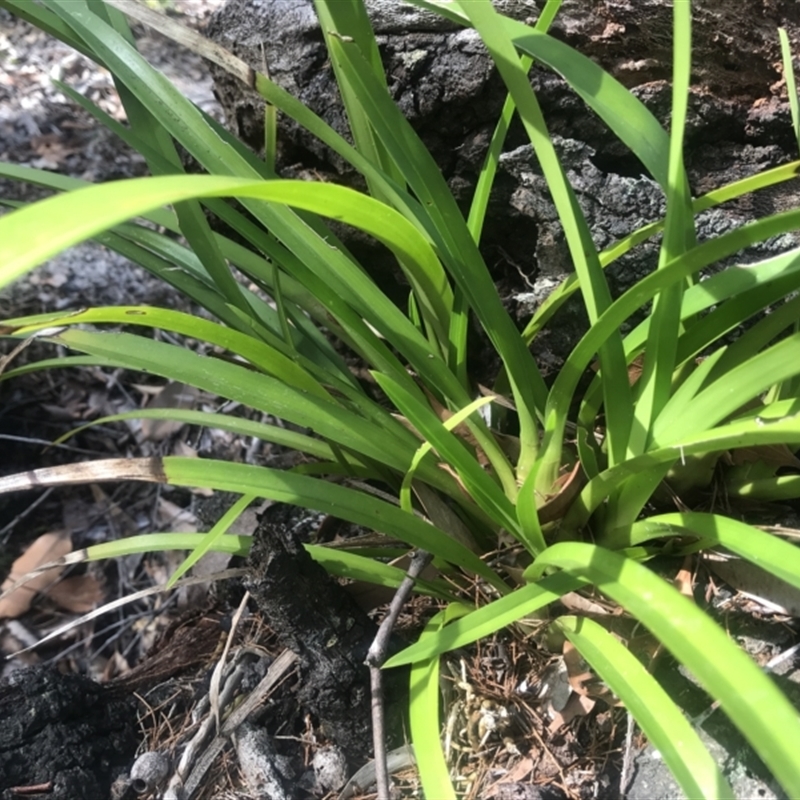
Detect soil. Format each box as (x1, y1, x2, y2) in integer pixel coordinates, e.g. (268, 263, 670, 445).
(0, 3, 799, 800)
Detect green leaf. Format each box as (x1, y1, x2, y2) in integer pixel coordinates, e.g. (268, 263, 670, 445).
(0, 457, 506, 592)
(321, 33, 547, 451)
(514, 458, 548, 555)
(385, 572, 584, 668)
(607, 512, 800, 592)
(408, 604, 470, 800)
(0, 176, 410, 288)
(16, 0, 463, 400)
(168, 493, 255, 587)
(652, 331, 800, 446)
(42, 327, 420, 471)
(80, 533, 451, 600)
(521, 161, 800, 343)
(463, 0, 631, 478)
(83, 532, 252, 561)
(375, 372, 519, 535)
(727, 473, 800, 500)
(627, 2, 695, 460)
(504, 24, 671, 189)
(466, 0, 562, 244)
(630, 247, 800, 364)
(54, 408, 353, 464)
(541, 207, 800, 468)
(779, 28, 800, 155)
(165, 457, 497, 591)
(567, 400, 800, 529)
(314, 0, 406, 195)
(406, 1, 672, 188)
(4, 306, 331, 399)
(0, 0, 94, 56)
(576, 250, 800, 449)
(305, 545, 454, 600)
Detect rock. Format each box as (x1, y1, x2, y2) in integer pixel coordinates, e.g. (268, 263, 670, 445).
(625, 644, 800, 800)
(311, 744, 349, 794)
(627, 725, 788, 800)
(233, 722, 295, 800)
(128, 750, 170, 794)
(205, 0, 800, 165)
(0, 667, 138, 800)
(205, 0, 800, 371)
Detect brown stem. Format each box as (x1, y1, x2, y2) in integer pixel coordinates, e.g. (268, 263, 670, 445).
(366, 550, 433, 800)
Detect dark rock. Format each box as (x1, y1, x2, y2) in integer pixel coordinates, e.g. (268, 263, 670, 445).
(624, 650, 800, 800)
(0, 667, 138, 800)
(206, 0, 800, 171)
(627, 725, 788, 800)
(206, 0, 800, 371)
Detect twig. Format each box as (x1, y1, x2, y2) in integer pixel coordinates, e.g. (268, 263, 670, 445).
(0, 336, 33, 378)
(0, 433, 102, 456)
(0, 486, 54, 541)
(8, 782, 53, 796)
(210, 590, 250, 733)
(165, 649, 298, 800)
(690, 640, 800, 729)
(765, 640, 800, 672)
(619, 711, 635, 796)
(368, 660, 393, 800)
(365, 549, 433, 800)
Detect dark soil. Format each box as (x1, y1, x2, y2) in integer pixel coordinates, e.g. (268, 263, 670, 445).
(244, 502, 379, 771)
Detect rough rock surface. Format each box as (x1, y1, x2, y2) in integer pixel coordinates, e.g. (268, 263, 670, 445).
(207, 0, 800, 370)
(0, 667, 138, 800)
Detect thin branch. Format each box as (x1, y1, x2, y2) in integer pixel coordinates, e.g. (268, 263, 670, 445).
(620, 711, 636, 796)
(365, 549, 433, 800)
(0, 486, 54, 541)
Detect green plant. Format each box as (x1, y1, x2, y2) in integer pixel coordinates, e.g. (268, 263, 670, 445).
(2, 0, 800, 796)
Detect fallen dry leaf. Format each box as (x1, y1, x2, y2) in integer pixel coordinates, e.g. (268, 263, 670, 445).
(172, 440, 199, 458)
(537, 657, 571, 713)
(559, 591, 609, 616)
(728, 443, 800, 470)
(674, 555, 695, 599)
(537, 461, 585, 524)
(47, 574, 104, 614)
(547, 692, 595, 733)
(140, 381, 199, 441)
(102, 650, 132, 682)
(0, 530, 72, 618)
(156, 497, 198, 533)
(1, 622, 41, 666)
(564, 640, 613, 702)
(484, 756, 535, 798)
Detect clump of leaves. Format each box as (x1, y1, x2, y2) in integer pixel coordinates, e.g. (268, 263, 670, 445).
(2, 0, 800, 796)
